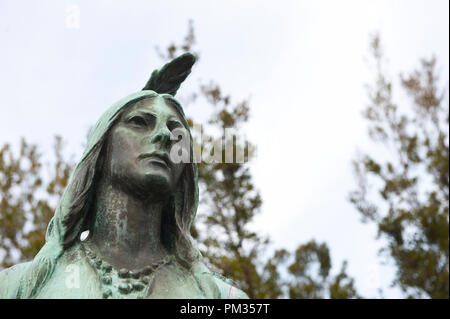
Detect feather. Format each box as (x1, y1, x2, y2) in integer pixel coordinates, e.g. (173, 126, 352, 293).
(142, 52, 196, 96)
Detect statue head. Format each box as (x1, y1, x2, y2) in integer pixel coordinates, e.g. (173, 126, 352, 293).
(105, 95, 189, 200)
(17, 53, 199, 298)
(63, 90, 198, 261)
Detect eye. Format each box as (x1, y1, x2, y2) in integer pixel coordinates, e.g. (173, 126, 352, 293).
(167, 120, 183, 131)
(128, 116, 147, 127)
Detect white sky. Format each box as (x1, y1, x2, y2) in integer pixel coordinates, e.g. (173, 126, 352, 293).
(0, 0, 448, 298)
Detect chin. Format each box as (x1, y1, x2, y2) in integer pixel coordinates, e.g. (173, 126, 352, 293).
(140, 171, 173, 197)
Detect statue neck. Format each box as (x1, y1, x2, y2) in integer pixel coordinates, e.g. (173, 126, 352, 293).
(87, 177, 168, 270)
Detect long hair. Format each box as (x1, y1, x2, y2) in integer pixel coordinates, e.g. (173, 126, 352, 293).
(16, 92, 200, 298)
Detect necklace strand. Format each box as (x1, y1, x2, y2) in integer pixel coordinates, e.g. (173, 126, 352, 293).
(81, 244, 172, 299)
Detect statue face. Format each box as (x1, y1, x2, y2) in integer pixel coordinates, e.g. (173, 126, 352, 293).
(105, 96, 188, 199)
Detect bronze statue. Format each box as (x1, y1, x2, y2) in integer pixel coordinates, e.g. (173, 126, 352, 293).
(0, 53, 248, 299)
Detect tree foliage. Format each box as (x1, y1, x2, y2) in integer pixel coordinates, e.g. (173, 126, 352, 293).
(349, 35, 449, 298)
(0, 136, 72, 268)
(278, 241, 359, 299)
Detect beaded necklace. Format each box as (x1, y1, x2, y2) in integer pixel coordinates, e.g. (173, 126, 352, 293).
(81, 244, 172, 299)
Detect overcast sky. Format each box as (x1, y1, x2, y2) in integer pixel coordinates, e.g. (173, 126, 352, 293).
(0, 0, 448, 298)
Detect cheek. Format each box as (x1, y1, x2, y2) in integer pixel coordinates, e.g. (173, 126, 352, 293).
(172, 163, 186, 183)
(108, 130, 140, 175)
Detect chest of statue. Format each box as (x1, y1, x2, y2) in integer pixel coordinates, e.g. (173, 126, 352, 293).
(34, 247, 210, 299)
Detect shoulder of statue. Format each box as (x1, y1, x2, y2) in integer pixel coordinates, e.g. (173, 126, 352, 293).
(190, 261, 249, 299)
(0, 261, 31, 298)
(209, 272, 249, 299)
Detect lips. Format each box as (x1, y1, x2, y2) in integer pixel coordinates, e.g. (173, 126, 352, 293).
(138, 152, 171, 168)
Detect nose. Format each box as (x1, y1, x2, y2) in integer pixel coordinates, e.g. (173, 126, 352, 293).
(151, 126, 171, 147)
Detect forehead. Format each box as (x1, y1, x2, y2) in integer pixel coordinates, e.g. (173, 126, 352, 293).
(122, 96, 182, 120)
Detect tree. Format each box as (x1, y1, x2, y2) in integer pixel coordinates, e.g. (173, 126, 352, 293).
(0, 136, 72, 268)
(156, 21, 359, 299)
(349, 34, 449, 298)
(286, 240, 359, 299)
